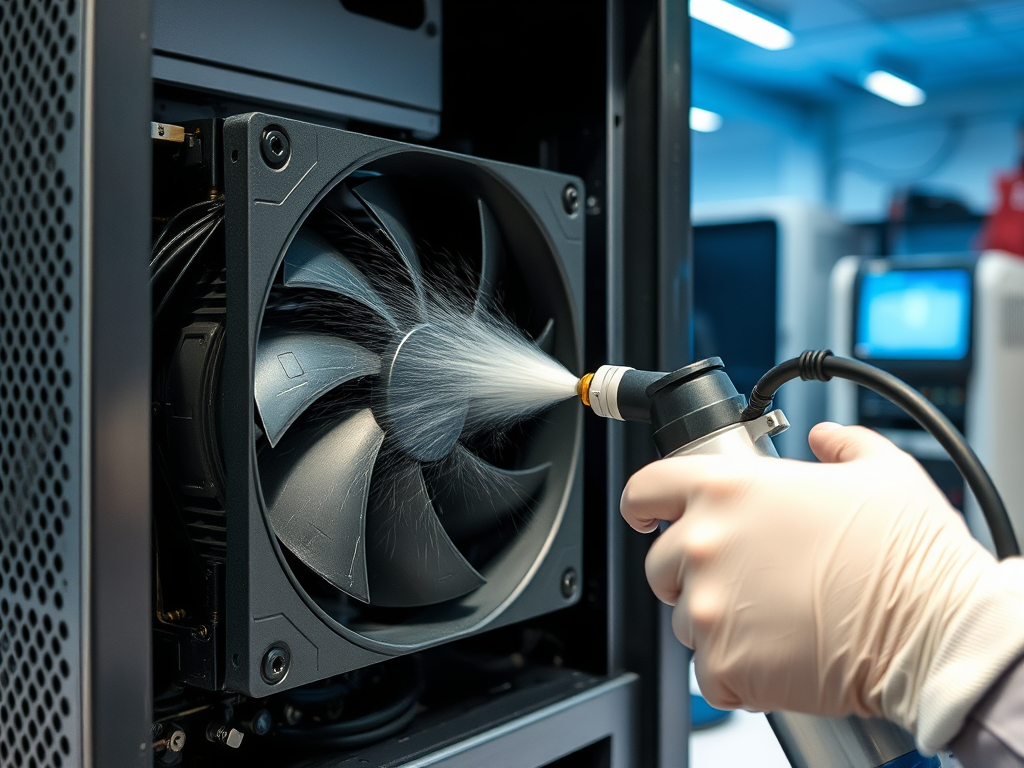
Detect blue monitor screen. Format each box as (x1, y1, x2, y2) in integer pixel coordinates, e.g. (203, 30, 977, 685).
(855, 269, 971, 360)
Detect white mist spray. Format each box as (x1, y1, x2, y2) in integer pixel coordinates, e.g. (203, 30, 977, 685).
(383, 291, 578, 461)
(289, 210, 580, 462)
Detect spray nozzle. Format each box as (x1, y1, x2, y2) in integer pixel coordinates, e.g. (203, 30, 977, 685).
(576, 365, 666, 422)
(577, 359, 753, 456)
(575, 373, 594, 406)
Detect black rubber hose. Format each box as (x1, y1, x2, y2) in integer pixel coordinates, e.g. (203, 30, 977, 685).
(275, 699, 419, 749)
(741, 350, 1019, 560)
(275, 681, 422, 746)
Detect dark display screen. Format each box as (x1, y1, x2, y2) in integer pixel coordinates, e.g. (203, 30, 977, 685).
(693, 221, 778, 399)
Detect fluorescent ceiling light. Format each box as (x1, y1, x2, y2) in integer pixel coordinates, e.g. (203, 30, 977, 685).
(690, 107, 723, 132)
(862, 70, 926, 107)
(690, 0, 794, 50)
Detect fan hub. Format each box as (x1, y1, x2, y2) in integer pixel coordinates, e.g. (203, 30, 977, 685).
(381, 324, 469, 462)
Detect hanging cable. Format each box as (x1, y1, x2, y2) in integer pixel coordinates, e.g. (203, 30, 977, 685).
(150, 208, 221, 274)
(149, 196, 226, 325)
(152, 216, 223, 321)
(741, 350, 1019, 560)
(151, 198, 223, 257)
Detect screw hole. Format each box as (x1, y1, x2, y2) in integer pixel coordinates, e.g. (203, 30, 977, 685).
(230, 149, 239, 163)
(259, 126, 291, 170)
(561, 185, 580, 216)
(261, 644, 290, 684)
(560, 567, 579, 599)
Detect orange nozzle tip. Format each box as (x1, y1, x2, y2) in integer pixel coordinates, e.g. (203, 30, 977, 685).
(576, 373, 595, 407)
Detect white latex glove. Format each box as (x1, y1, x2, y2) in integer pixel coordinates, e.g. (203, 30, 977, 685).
(621, 422, 1024, 753)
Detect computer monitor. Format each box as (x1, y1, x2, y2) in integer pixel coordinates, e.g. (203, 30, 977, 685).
(829, 251, 1024, 555)
(854, 267, 972, 362)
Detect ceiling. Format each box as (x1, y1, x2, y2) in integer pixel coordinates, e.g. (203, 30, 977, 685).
(691, 0, 1024, 103)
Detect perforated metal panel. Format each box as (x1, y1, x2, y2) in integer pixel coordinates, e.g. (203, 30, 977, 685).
(0, 1, 83, 767)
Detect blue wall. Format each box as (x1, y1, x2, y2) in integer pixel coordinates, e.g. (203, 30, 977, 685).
(692, 71, 831, 205)
(692, 69, 1024, 221)
(834, 77, 1023, 219)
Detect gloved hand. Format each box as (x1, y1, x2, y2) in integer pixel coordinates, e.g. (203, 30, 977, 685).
(621, 423, 1024, 753)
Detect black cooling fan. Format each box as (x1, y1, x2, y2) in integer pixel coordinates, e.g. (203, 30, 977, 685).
(255, 175, 556, 609)
(166, 115, 588, 696)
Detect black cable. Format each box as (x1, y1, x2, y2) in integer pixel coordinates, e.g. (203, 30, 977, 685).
(274, 674, 423, 748)
(152, 198, 222, 256)
(741, 350, 1019, 560)
(275, 698, 419, 749)
(152, 216, 223, 321)
(150, 208, 222, 274)
(273, 654, 424, 749)
(836, 117, 965, 182)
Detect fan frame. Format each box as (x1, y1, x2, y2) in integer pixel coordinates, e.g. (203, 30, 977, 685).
(221, 113, 585, 696)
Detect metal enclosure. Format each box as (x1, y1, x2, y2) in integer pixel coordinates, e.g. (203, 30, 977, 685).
(151, 0, 442, 138)
(0, 1, 153, 767)
(0, 2, 86, 764)
(219, 114, 586, 696)
(0, 1, 694, 765)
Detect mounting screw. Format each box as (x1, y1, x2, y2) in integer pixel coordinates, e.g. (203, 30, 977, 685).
(206, 724, 244, 749)
(260, 126, 290, 170)
(168, 729, 186, 753)
(560, 567, 578, 599)
(766, 416, 776, 428)
(261, 644, 290, 685)
(562, 184, 580, 215)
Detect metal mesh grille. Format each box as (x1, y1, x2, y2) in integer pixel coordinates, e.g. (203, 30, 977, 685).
(0, 0, 83, 766)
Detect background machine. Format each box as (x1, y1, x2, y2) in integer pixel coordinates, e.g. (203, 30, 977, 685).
(693, 199, 852, 459)
(829, 251, 1024, 552)
(0, 2, 692, 768)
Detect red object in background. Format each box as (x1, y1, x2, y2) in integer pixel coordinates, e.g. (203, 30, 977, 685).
(978, 167, 1024, 257)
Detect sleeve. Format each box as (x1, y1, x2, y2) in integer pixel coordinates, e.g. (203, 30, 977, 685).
(949, 654, 1024, 767)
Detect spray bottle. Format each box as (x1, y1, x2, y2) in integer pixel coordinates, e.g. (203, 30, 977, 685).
(575, 351, 1018, 768)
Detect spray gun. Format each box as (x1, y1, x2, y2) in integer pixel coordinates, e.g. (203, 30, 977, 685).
(575, 351, 1019, 768)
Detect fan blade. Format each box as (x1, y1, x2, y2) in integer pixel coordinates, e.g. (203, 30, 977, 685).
(284, 229, 398, 326)
(255, 327, 380, 447)
(365, 460, 485, 607)
(351, 179, 427, 315)
(430, 445, 551, 542)
(535, 318, 555, 354)
(259, 408, 384, 603)
(475, 198, 502, 311)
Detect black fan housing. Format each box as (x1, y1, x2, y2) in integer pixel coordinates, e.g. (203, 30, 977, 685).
(212, 115, 584, 696)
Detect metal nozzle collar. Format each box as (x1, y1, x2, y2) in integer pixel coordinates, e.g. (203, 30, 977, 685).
(576, 372, 595, 407)
(586, 365, 634, 420)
